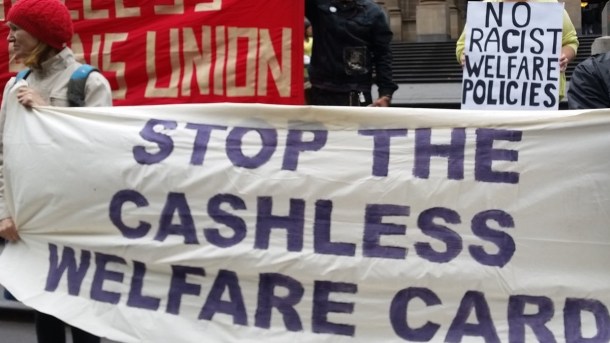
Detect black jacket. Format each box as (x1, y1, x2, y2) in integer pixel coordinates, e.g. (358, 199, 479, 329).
(568, 52, 610, 109)
(305, 0, 398, 97)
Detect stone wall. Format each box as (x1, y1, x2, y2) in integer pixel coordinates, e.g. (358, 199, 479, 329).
(376, 0, 583, 42)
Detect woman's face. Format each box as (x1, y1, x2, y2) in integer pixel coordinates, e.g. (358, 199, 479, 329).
(6, 22, 39, 60)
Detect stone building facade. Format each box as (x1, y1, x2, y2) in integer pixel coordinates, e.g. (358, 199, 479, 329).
(375, 0, 584, 42)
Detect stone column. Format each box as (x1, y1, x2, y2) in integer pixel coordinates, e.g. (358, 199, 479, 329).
(416, 0, 451, 42)
(380, 0, 404, 41)
(448, 0, 462, 40)
(561, 0, 581, 34)
(602, 1, 609, 36)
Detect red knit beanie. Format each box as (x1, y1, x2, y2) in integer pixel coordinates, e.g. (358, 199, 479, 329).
(7, 0, 73, 50)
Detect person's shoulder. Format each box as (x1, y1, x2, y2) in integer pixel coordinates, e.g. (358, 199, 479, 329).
(573, 52, 610, 76)
(2, 76, 18, 93)
(363, 0, 387, 15)
(362, 0, 383, 8)
(85, 69, 109, 83)
(77, 65, 110, 87)
(589, 52, 610, 67)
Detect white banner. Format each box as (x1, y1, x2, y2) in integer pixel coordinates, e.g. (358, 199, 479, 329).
(1, 101, 610, 342)
(461, 2, 563, 110)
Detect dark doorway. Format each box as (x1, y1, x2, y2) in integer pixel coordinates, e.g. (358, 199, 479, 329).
(582, 0, 608, 35)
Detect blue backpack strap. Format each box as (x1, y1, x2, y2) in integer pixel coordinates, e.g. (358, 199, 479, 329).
(67, 64, 98, 107)
(10, 68, 31, 90)
(15, 68, 31, 82)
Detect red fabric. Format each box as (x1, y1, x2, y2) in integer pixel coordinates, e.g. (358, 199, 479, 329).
(0, 0, 304, 105)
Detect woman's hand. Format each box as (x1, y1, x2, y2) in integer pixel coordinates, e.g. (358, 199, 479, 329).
(16, 86, 47, 108)
(559, 54, 570, 73)
(0, 217, 19, 242)
(560, 46, 576, 73)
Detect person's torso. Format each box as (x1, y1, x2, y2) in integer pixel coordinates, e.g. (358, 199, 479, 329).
(24, 49, 82, 107)
(308, 0, 382, 89)
(311, 0, 378, 52)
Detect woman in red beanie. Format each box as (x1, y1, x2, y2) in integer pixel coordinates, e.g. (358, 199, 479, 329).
(0, 0, 112, 342)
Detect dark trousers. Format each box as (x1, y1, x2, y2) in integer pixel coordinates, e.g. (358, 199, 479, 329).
(36, 312, 100, 343)
(310, 86, 372, 106)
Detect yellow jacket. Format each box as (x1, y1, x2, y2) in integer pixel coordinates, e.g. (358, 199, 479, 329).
(456, 0, 579, 98)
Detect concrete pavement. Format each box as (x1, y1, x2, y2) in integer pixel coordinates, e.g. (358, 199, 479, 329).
(387, 82, 570, 108)
(0, 287, 121, 343)
(0, 315, 123, 343)
(392, 82, 463, 106)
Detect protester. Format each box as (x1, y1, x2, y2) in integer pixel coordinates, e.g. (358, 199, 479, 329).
(567, 52, 610, 109)
(455, 0, 579, 100)
(304, 18, 313, 62)
(305, 0, 398, 106)
(0, 0, 112, 342)
(582, 3, 595, 35)
(304, 18, 313, 104)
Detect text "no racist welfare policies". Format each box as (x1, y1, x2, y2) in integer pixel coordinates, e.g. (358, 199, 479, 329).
(462, 2, 563, 110)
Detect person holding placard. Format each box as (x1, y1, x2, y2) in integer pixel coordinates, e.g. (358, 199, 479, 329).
(0, 0, 112, 342)
(304, 18, 314, 104)
(456, 0, 579, 101)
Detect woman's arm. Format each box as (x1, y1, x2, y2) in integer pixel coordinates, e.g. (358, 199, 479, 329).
(84, 72, 113, 107)
(561, 9, 579, 72)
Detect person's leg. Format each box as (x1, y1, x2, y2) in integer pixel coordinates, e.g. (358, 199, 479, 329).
(71, 325, 101, 343)
(311, 87, 350, 106)
(35, 311, 66, 343)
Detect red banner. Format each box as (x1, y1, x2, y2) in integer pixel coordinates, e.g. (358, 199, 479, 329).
(0, 0, 304, 105)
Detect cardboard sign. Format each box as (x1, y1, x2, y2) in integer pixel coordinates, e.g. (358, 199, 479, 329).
(461, 2, 563, 110)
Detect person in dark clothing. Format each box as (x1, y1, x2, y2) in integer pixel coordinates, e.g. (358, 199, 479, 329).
(305, 0, 398, 106)
(36, 313, 100, 343)
(567, 52, 610, 109)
